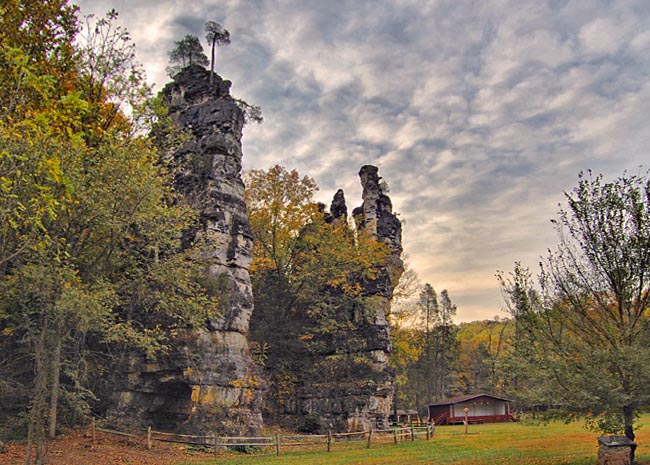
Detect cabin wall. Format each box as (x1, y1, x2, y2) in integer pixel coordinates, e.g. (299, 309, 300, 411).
(452, 400, 507, 417)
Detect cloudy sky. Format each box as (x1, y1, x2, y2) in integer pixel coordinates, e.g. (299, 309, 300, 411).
(76, 0, 650, 322)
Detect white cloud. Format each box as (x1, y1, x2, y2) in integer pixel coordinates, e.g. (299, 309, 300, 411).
(579, 17, 628, 55)
(75, 0, 650, 322)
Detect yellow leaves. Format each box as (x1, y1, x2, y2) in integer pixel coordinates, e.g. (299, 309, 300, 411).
(292, 217, 390, 296)
(245, 165, 322, 274)
(246, 164, 392, 312)
(250, 255, 275, 273)
(229, 376, 261, 390)
(228, 375, 262, 404)
(389, 323, 424, 373)
(41, 153, 62, 183)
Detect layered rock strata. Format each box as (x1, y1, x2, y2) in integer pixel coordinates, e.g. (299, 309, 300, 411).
(323, 165, 403, 431)
(347, 165, 404, 430)
(258, 165, 403, 432)
(109, 65, 262, 435)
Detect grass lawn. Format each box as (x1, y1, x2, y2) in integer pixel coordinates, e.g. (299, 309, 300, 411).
(176, 416, 650, 465)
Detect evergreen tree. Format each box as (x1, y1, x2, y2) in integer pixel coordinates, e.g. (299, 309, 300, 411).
(204, 20, 230, 84)
(166, 34, 209, 77)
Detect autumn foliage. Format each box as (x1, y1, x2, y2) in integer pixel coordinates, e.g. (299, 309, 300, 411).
(0, 2, 218, 463)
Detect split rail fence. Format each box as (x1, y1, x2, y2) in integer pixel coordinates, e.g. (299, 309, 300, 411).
(92, 419, 435, 457)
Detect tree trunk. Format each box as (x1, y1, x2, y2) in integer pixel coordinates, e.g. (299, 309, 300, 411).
(36, 436, 45, 465)
(48, 329, 62, 438)
(623, 405, 637, 463)
(210, 40, 215, 84)
(25, 417, 33, 465)
(28, 327, 50, 465)
(393, 388, 399, 424)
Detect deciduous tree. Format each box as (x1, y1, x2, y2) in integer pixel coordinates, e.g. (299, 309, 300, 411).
(412, 285, 458, 404)
(0, 6, 218, 463)
(245, 165, 390, 421)
(455, 318, 513, 397)
(499, 170, 650, 459)
(388, 261, 423, 414)
(388, 279, 459, 414)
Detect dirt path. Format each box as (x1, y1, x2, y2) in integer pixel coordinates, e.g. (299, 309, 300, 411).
(1, 429, 214, 465)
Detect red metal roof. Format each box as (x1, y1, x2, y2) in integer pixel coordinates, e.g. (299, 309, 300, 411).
(427, 393, 511, 407)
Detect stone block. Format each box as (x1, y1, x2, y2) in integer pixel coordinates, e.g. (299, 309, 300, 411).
(597, 436, 635, 465)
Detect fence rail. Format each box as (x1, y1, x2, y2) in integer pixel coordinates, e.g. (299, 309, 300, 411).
(91, 420, 435, 456)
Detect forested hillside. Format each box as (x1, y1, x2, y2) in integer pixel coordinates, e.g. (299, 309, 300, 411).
(388, 281, 520, 416)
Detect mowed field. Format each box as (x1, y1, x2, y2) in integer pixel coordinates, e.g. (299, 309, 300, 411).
(179, 416, 650, 465)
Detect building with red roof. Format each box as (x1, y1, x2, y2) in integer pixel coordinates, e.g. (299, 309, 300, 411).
(428, 394, 517, 425)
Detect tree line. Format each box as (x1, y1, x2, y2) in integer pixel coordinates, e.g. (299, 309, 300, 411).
(390, 169, 650, 464)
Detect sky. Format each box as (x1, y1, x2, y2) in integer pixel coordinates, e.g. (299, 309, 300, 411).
(75, 0, 650, 322)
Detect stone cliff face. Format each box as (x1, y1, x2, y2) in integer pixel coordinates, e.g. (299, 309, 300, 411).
(353, 165, 404, 299)
(109, 65, 262, 435)
(106, 65, 402, 436)
(318, 166, 403, 432)
(257, 165, 403, 432)
(348, 165, 404, 429)
(321, 165, 403, 431)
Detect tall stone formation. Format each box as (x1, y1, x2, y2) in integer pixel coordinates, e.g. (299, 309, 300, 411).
(108, 65, 262, 435)
(346, 165, 404, 430)
(311, 166, 403, 432)
(352, 165, 404, 297)
(257, 165, 403, 432)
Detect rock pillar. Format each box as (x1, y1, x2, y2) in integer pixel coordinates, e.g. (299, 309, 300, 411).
(109, 65, 262, 435)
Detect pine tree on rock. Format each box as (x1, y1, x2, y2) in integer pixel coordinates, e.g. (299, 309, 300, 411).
(204, 20, 230, 84)
(166, 34, 209, 77)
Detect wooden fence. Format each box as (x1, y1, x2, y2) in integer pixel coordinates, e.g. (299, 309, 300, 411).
(92, 420, 435, 456)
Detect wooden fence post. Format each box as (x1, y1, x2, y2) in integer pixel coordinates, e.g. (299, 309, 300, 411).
(213, 432, 218, 457)
(393, 428, 398, 444)
(366, 430, 373, 449)
(275, 432, 280, 456)
(91, 417, 96, 444)
(426, 423, 430, 440)
(327, 431, 332, 452)
(146, 427, 152, 450)
(410, 426, 415, 441)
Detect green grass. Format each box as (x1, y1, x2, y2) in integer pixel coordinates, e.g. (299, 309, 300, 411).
(176, 416, 650, 465)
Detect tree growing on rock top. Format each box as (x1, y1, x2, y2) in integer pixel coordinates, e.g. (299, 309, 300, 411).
(166, 34, 209, 77)
(204, 20, 230, 84)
